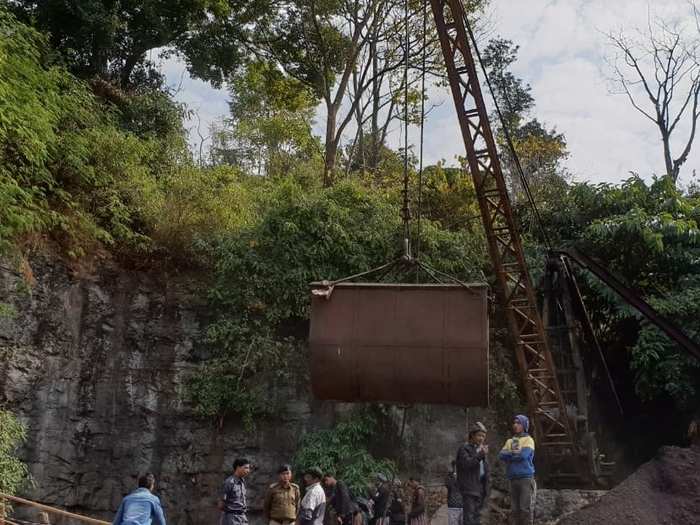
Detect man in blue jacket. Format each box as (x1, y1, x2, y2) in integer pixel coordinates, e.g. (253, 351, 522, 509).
(498, 415, 535, 525)
(112, 473, 167, 525)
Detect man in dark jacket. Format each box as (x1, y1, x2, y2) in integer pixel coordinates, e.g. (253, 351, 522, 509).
(323, 474, 358, 525)
(455, 422, 489, 525)
(371, 474, 392, 525)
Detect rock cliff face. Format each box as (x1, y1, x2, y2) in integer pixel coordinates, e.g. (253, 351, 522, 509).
(0, 258, 475, 525)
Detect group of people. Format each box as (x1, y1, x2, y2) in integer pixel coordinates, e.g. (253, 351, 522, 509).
(112, 414, 536, 525)
(449, 415, 536, 525)
(220, 462, 430, 525)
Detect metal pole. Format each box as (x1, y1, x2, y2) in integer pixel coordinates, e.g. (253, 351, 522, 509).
(0, 493, 109, 525)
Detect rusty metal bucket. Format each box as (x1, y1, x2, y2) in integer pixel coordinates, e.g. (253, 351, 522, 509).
(309, 282, 489, 406)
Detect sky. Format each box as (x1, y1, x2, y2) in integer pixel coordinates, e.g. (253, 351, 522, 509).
(161, 0, 700, 185)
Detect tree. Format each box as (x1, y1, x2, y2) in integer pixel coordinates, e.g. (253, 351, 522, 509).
(0, 410, 28, 495)
(264, 0, 397, 185)
(9, 0, 271, 87)
(262, 0, 485, 185)
(607, 9, 700, 183)
(543, 176, 700, 412)
(211, 61, 321, 176)
(481, 38, 569, 218)
(293, 412, 395, 494)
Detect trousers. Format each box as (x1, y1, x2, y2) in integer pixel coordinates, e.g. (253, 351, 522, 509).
(462, 495, 482, 525)
(509, 478, 536, 525)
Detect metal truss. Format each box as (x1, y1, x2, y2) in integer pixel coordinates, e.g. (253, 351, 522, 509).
(429, 0, 585, 482)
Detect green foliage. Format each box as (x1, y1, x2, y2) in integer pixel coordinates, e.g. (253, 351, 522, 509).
(0, 303, 16, 319)
(117, 84, 189, 144)
(0, 9, 177, 256)
(143, 166, 256, 256)
(11, 0, 272, 87)
(481, 38, 534, 129)
(212, 61, 321, 176)
(544, 175, 700, 409)
(188, 177, 487, 422)
(293, 412, 395, 495)
(269, 0, 350, 99)
(0, 409, 29, 495)
(481, 38, 569, 213)
(0, 9, 249, 260)
(417, 163, 481, 232)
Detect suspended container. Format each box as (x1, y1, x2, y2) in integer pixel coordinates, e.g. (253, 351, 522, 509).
(309, 282, 489, 406)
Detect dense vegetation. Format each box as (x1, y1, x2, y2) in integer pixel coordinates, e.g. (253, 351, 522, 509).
(0, 409, 28, 494)
(293, 412, 396, 494)
(1, 0, 699, 484)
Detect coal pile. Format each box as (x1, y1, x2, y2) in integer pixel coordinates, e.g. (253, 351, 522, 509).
(557, 446, 700, 525)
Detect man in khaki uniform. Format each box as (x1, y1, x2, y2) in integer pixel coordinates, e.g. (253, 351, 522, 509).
(264, 464, 301, 525)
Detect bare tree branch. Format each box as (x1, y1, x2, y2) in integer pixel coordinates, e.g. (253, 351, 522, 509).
(607, 5, 700, 182)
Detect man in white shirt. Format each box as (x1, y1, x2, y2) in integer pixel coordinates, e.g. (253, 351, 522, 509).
(299, 467, 326, 525)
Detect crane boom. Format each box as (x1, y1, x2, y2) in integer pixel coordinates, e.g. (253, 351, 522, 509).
(428, 0, 587, 481)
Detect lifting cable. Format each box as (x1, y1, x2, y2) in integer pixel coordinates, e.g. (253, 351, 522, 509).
(415, 0, 428, 267)
(316, 0, 477, 293)
(401, 0, 412, 260)
(461, 11, 552, 251)
(401, 0, 428, 269)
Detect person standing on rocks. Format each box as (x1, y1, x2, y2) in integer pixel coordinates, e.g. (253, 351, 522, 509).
(456, 422, 489, 525)
(218, 458, 252, 525)
(112, 473, 167, 525)
(264, 464, 301, 525)
(498, 415, 536, 525)
(299, 467, 326, 525)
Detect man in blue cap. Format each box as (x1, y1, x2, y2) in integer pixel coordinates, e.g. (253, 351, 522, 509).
(498, 415, 535, 525)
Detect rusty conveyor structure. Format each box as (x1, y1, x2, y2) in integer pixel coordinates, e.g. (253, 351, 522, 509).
(558, 248, 700, 362)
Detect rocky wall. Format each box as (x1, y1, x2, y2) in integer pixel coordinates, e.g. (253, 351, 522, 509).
(0, 258, 477, 525)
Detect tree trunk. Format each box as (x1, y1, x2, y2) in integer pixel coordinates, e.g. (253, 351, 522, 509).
(324, 101, 338, 186)
(370, 31, 380, 171)
(121, 51, 145, 87)
(324, 141, 339, 187)
(661, 130, 675, 180)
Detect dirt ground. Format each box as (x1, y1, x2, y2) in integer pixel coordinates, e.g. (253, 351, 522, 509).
(557, 445, 700, 525)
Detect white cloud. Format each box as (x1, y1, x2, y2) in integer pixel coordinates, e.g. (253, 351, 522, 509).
(486, 0, 700, 183)
(160, 0, 700, 184)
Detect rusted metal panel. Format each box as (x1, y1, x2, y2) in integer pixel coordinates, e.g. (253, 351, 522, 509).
(309, 283, 489, 406)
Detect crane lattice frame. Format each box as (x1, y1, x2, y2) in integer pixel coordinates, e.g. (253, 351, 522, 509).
(428, 0, 584, 480)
